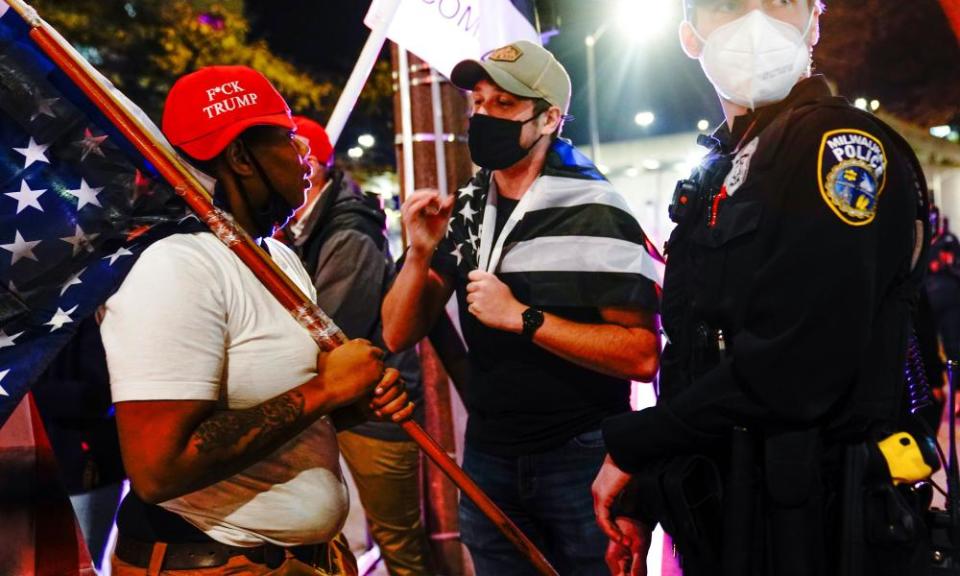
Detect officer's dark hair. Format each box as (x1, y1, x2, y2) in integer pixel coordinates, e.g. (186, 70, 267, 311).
(683, 0, 825, 22)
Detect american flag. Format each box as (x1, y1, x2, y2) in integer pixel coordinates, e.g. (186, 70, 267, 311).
(434, 138, 662, 311)
(0, 3, 198, 425)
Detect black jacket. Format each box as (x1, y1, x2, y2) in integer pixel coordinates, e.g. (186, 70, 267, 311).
(604, 76, 924, 471)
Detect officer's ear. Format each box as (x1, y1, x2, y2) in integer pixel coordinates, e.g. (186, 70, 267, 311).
(679, 20, 703, 59)
(222, 138, 256, 178)
(808, 4, 822, 48)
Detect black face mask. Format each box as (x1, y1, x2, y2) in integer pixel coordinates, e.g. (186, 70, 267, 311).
(468, 112, 544, 170)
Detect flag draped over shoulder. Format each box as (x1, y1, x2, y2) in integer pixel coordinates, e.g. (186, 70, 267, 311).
(435, 138, 662, 311)
(0, 3, 198, 426)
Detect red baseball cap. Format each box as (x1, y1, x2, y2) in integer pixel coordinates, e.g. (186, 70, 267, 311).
(162, 65, 294, 161)
(293, 116, 334, 166)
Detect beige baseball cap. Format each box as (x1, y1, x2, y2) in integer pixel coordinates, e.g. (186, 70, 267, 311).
(451, 41, 572, 114)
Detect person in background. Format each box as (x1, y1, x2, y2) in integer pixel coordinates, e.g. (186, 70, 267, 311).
(283, 116, 433, 576)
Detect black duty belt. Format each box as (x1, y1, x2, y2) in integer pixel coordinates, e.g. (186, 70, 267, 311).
(115, 534, 327, 570)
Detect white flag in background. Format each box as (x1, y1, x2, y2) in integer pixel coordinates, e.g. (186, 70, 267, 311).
(365, 0, 540, 79)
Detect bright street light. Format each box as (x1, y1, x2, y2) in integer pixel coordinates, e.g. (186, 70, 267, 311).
(347, 146, 364, 159)
(634, 111, 655, 127)
(931, 125, 953, 138)
(869, 99, 880, 111)
(854, 98, 868, 110)
(615, 0, 674, 44)
(697, 119, 710, 131)
(357, 134, 375, 148)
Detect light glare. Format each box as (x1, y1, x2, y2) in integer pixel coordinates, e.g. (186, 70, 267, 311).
(931, 125, 952, 138)
(615, 0, 673, 44)
(854, 98, 868, 110)
(697, 119, 710, 131)
(634, 111, 655, 127)
(347, 146, 364, 159)
(358, 134, 375, 148)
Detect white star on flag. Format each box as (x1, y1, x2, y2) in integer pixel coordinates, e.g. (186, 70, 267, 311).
(59, 267, 86, 296)
(0, 330, 23, 350)
(103, 246, 133, 265)
(13, 137, 50, 169)
(458, 182, 480, 198)
(60, 224, 99, 256)
(459, 202, 477, 224)
(0, 369, 9, 397)
(1, 231, 41, 265)
(66, 178, 104, 210)
(5, 180, 46, 214)
(45, 305, 78, 332)
(30, 97, 58, 121)
(451, 243, 463, 266)
(76, 128, 108, 162)
(468, 228, 480, 250)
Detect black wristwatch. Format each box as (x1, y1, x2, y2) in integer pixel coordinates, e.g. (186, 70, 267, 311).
(521, 307, 544, 339)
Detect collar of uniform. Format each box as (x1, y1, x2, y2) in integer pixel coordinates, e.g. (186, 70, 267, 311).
(721, 75, 833, 152)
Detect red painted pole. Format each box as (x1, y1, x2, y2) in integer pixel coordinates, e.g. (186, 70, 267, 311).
(8, 3, 558, 574)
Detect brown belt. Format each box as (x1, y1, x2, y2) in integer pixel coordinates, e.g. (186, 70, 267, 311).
(115, 534, 324, 570)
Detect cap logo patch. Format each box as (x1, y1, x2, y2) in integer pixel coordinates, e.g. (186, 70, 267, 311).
(487, 45, 522, 63)
(202, 81, 259, 120)
(818, 129, 887, 226)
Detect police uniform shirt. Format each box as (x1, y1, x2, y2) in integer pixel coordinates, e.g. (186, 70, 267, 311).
(603, 76, 921, 472)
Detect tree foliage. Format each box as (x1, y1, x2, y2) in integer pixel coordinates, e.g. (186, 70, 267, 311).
(28, 0, 338, 122)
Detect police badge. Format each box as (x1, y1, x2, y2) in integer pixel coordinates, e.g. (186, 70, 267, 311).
(818, 129, 887, 226)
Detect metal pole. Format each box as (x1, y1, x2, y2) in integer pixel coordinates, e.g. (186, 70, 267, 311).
(585, 34, 600, 165)
(325, 0, 402, 147)
(429, 68, 449, 199)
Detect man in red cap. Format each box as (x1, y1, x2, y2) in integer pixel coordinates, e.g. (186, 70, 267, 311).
(282, 116, 433, 575)
(101, 65, 412, 575)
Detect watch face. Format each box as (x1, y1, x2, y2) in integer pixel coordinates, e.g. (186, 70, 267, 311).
(522, 308, 544, 336)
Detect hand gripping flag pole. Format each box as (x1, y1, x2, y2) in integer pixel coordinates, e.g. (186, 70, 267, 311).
(3, 1, 559, 573)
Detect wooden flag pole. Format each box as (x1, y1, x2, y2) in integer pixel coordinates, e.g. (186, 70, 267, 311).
(5, 2, 559, 574)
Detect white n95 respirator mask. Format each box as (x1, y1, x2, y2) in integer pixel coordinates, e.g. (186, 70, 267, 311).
(693, 9, 815, 110)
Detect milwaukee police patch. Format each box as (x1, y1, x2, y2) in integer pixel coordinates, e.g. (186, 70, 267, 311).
(818, 129, 887, 226)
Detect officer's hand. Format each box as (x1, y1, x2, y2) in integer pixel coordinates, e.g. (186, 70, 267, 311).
(592, 454, 634, 545)
(605, 517, 651, 576)
(368, 368, 415, 423)
(401, 189, 455, 255)
(465, 270, 525, 332)
(315, 339, 385, 409)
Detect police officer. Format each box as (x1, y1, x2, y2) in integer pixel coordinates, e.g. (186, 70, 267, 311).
(592, 1, 930, 575)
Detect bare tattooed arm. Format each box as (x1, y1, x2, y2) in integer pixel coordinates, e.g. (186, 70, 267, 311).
(115, 339, 392, 504)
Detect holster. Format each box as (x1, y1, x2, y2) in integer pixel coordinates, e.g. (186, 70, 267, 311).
(658, 454, 724, 575)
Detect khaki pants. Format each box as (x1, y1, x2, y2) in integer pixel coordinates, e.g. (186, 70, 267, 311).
(338, 430, 432, 576)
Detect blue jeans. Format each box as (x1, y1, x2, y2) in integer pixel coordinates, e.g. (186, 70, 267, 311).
(459, 429, 609, 576)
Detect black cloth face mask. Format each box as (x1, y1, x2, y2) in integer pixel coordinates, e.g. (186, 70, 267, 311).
(468, 112, 544, 170)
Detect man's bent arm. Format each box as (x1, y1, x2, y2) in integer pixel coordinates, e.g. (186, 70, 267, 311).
(532, 306, 660, 381)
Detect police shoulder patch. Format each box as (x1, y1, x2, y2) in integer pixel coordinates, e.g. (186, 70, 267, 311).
(818, 129, 887, 226)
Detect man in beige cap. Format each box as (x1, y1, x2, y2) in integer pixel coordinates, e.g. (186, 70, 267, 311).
(382, 41, 661, 574)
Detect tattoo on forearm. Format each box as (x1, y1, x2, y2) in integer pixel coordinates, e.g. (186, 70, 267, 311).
(193, 391, 305, 454)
